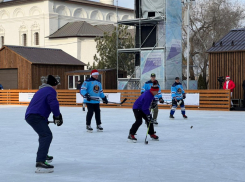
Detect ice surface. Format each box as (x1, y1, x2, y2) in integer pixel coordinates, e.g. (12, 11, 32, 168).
(0, 105, 245, 182)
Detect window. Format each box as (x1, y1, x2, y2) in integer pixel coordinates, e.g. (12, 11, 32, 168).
(68, 75, 80, 89)
(34, 32, 39, 45)
(0, 36, 4, 48)
(22, 34, 27, 46)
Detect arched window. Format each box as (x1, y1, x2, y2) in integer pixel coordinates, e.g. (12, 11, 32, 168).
(22, 34, 27, 46)
(34, 32, 39, 45)
(0, 36, 4, 48)
(106, 13, 116, 21)
(90, 10, 103, 20)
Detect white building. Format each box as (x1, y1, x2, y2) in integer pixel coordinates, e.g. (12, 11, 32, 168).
(0, 0, 134, 67)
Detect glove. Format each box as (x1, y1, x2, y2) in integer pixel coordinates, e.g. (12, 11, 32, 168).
(173, 97, 177, 102)
(183, 93, 186, 99)
(147, 114, 152, 123)
(53, 114, 63, 126)
(102, 96, 108, 104)
(151, 100, 158, 109)
(85, 93, 91, 101)
(159, 98, 164, 104)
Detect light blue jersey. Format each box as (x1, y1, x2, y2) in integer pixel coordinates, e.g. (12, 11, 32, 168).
(171, 82, 185, 100)
(141, 80, 162, 100)
(80, 77, 105, 104)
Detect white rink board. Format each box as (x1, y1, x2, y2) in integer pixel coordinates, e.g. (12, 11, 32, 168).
(161, 93, 199, 105)
(19, 93, 35, 102)
(76, 93, 121, 103)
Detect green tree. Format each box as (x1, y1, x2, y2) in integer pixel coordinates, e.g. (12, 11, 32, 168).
(198, 74, 207, 89)
(93, 25, 135, 75)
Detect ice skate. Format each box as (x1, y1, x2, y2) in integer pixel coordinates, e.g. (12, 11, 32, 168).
(169, 114, 175, 119)
(35, 162, 54, 173)
(128, 134, 137, 143)
(152, 119, 158, 125)
(150, 134, 159, 141)
(97, 125, 103, 132)
(86, 125, 93, 133)
(183, 114, 188, 119)
(46, 155, 53, 163)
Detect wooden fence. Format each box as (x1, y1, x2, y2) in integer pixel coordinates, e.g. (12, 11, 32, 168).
(0, 89, 231, 111)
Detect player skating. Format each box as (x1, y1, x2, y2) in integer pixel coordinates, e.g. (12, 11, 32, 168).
(128, 81, 159, 143)
(25, 75, 63, 173)
(141, 73, 164, 125)
(80, 69, 108, 132)
(170, 77, 187, 119)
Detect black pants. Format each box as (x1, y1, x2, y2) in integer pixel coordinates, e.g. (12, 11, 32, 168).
(129, 109, 154, 135)
(26, 114, 53, 162)
(86, 103, 101, 126)
(243, 91, 245, 107)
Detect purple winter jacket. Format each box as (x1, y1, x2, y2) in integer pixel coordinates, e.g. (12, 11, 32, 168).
(133, 90, 154, 115)
(25, 84, 60, 120)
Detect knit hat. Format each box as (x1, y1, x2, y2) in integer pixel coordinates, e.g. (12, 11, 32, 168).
(151, 73, 156, 77)
(47, 75, 59, 86)
(91, 69, 99, 76)
(150, 80, 159, 92)
(226, 76, 230, 79)
(175, 77, 180, 80)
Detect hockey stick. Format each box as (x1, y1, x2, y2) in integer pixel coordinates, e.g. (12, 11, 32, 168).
(89, 98, 128, 105)
(145, 109, 153, 145)
(108, 98, 127, 105)
(164, 101, 172, 105)
(160, 100, 182, 105)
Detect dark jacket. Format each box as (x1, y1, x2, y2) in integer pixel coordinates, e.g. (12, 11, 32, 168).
(133, 90, 154, 115)
(0, 84, 3, 90)
(25, 84, 60, 120)
(77, 83, 82, 90)
(243, 80, 245, 90)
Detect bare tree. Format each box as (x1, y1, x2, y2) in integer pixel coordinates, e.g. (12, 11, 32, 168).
(182, 0, 245, 88)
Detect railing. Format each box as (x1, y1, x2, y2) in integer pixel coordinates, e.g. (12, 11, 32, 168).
(0, 89, 231, 111)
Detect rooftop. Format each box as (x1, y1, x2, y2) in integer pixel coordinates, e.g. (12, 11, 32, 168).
(48, 21, 104, 38)
(1, 45, 86, 66)
(207, 28, 245, 53)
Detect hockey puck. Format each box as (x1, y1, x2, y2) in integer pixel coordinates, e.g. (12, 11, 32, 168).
(190, 126, 193, 129)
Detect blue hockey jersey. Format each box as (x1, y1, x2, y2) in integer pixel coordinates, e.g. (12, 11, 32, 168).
(171, 82, 185, 100)
(80, 77, 105, 104)
(141, 80, 162, 100)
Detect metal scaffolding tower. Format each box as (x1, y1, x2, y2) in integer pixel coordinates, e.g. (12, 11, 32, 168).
(117, 0, 166, 90)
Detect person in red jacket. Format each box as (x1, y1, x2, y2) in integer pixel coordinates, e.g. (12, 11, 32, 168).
(223, 76, 235, 107)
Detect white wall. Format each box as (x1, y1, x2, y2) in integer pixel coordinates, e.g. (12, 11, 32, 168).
(80, 37, 98, 68)
(53, 1, 134, 28)
(0, 0, 134, 66)
(0, 1, 48, 47)
(45, 37, 78, 60)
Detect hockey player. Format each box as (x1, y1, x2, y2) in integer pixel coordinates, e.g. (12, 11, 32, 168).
(80, 69, 108, 132)
(141, 73, 164, 125)
(128, 81, 159, 142)
(25, 75, 63, 173)
(170, 77, 187, 119)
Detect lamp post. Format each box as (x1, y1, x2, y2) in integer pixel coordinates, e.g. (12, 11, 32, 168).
(182, 0, 195, 90)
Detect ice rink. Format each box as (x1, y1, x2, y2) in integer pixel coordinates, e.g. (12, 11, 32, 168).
(0, 105, 245, 182)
